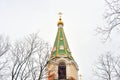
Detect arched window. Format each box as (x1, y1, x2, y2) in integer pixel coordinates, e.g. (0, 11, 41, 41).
(58, 62, 66, 79)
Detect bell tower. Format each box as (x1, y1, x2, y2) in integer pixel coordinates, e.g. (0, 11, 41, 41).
(48, 13, 79, 80)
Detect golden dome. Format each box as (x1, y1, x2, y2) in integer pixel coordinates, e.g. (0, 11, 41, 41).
(57, 17, 64, 26)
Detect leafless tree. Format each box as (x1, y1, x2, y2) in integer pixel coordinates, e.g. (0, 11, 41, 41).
(94, 52, 120, 80)
(112, 56, 120, 80)
(0, 35, 9, 57)
(10, 33, 50, 80)
(0, 35, 10, 80)
(97, 0, 120, 41)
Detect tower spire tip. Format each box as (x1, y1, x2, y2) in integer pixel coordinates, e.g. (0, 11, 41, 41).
(57, 12, 64, 27)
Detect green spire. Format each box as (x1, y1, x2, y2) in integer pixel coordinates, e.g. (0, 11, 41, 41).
(51, 13, 73, 59)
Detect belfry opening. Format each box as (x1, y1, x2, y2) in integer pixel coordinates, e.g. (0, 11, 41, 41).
(58, 62, 66, 79)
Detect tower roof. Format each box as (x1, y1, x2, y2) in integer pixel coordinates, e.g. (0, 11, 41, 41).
(51, 13, 73, 59)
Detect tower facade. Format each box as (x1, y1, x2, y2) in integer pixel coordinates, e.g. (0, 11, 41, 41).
(48, 13, 79, 80)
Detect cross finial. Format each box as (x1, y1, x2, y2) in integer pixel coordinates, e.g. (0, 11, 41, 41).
(58, 12, 62, 18)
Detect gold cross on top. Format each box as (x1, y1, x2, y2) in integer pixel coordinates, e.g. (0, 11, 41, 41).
(58, 12, 62, 18)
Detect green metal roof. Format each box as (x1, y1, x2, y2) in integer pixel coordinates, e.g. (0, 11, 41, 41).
(51, 27, 73, 59)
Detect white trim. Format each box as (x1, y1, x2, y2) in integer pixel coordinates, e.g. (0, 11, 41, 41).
(60, 45, 64, 50)
(67, 62, 70, 79)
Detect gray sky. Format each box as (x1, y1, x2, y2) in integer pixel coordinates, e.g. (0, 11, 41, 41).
(0, 0, 116, 80)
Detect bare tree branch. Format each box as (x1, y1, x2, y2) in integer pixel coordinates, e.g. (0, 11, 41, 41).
(10, 33, 50, 80)
(0, 35, 10, 80)
(94, 52, 120, 80)
(97, 0, 120, 41)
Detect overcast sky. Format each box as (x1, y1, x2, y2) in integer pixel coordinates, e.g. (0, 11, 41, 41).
(1, 0, 119, 80)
